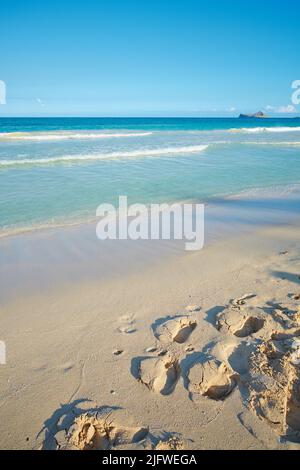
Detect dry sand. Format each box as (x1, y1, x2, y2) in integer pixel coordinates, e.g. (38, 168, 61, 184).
(0, 218, 300, 450)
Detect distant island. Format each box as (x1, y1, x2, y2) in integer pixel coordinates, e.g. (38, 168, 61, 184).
(239, 111, 267, 118)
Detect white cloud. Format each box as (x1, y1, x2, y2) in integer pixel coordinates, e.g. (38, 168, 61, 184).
(36, 97, 46, 107)
(277, 104, 296, 113)
(264, 104, 296, 114)
(228, 106, 236, 112)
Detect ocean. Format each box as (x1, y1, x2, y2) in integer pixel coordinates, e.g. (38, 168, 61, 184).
(0, 117, 300, 235)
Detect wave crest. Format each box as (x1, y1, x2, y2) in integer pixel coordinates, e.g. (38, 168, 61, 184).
(229, 126, 300, 134)
(0, 131, 153, 141)
(0, 144, 209, 167)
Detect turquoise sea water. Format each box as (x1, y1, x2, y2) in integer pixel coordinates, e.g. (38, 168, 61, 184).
(0, 117, 300, 234)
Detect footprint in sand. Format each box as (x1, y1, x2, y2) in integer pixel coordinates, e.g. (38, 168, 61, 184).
(118, 315, 137, 334)
(53, 412, 149, 450)
(133, 313, 198, 396)
(44, 406, 186, 450)
(65, 413, 148, 450)
(247, 335, 300, 440)
(138, 354, 180, 395)
(216, 307, 265, 338)
(154, 316, 197, 344)
(188, 359, 239, 401)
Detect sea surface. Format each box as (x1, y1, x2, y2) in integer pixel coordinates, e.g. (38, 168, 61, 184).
(0, 117, 300, 235)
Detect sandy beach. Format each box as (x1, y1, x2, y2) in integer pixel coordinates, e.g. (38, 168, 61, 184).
(1, 191, 300, 450)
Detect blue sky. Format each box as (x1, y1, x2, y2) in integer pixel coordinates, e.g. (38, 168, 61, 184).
(0, 0, 299, 116)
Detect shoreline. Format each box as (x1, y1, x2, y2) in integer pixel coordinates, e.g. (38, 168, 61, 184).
(1, 181, 300, 240)
(1, 183, 300, 305)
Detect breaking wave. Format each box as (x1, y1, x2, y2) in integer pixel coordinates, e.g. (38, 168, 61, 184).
(0, 144, 209, 167)
(0, 131, 153, 141)
(229, 126, 300, 134)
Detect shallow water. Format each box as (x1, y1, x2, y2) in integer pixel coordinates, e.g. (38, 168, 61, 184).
(0, 117, 300, 234)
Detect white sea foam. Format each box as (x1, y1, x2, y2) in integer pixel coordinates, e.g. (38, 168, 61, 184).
(237, 141, 300, 146)
(0, 131, 153, 141)
(229, 126, 300, 134)
(207, 141, 300, 146)
(0, 144, 209, 167)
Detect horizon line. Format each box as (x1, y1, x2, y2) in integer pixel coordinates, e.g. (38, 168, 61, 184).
(0, 115, 299, 119)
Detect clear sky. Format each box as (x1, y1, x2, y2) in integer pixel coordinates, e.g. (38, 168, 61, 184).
(1, 0, 299, 117)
